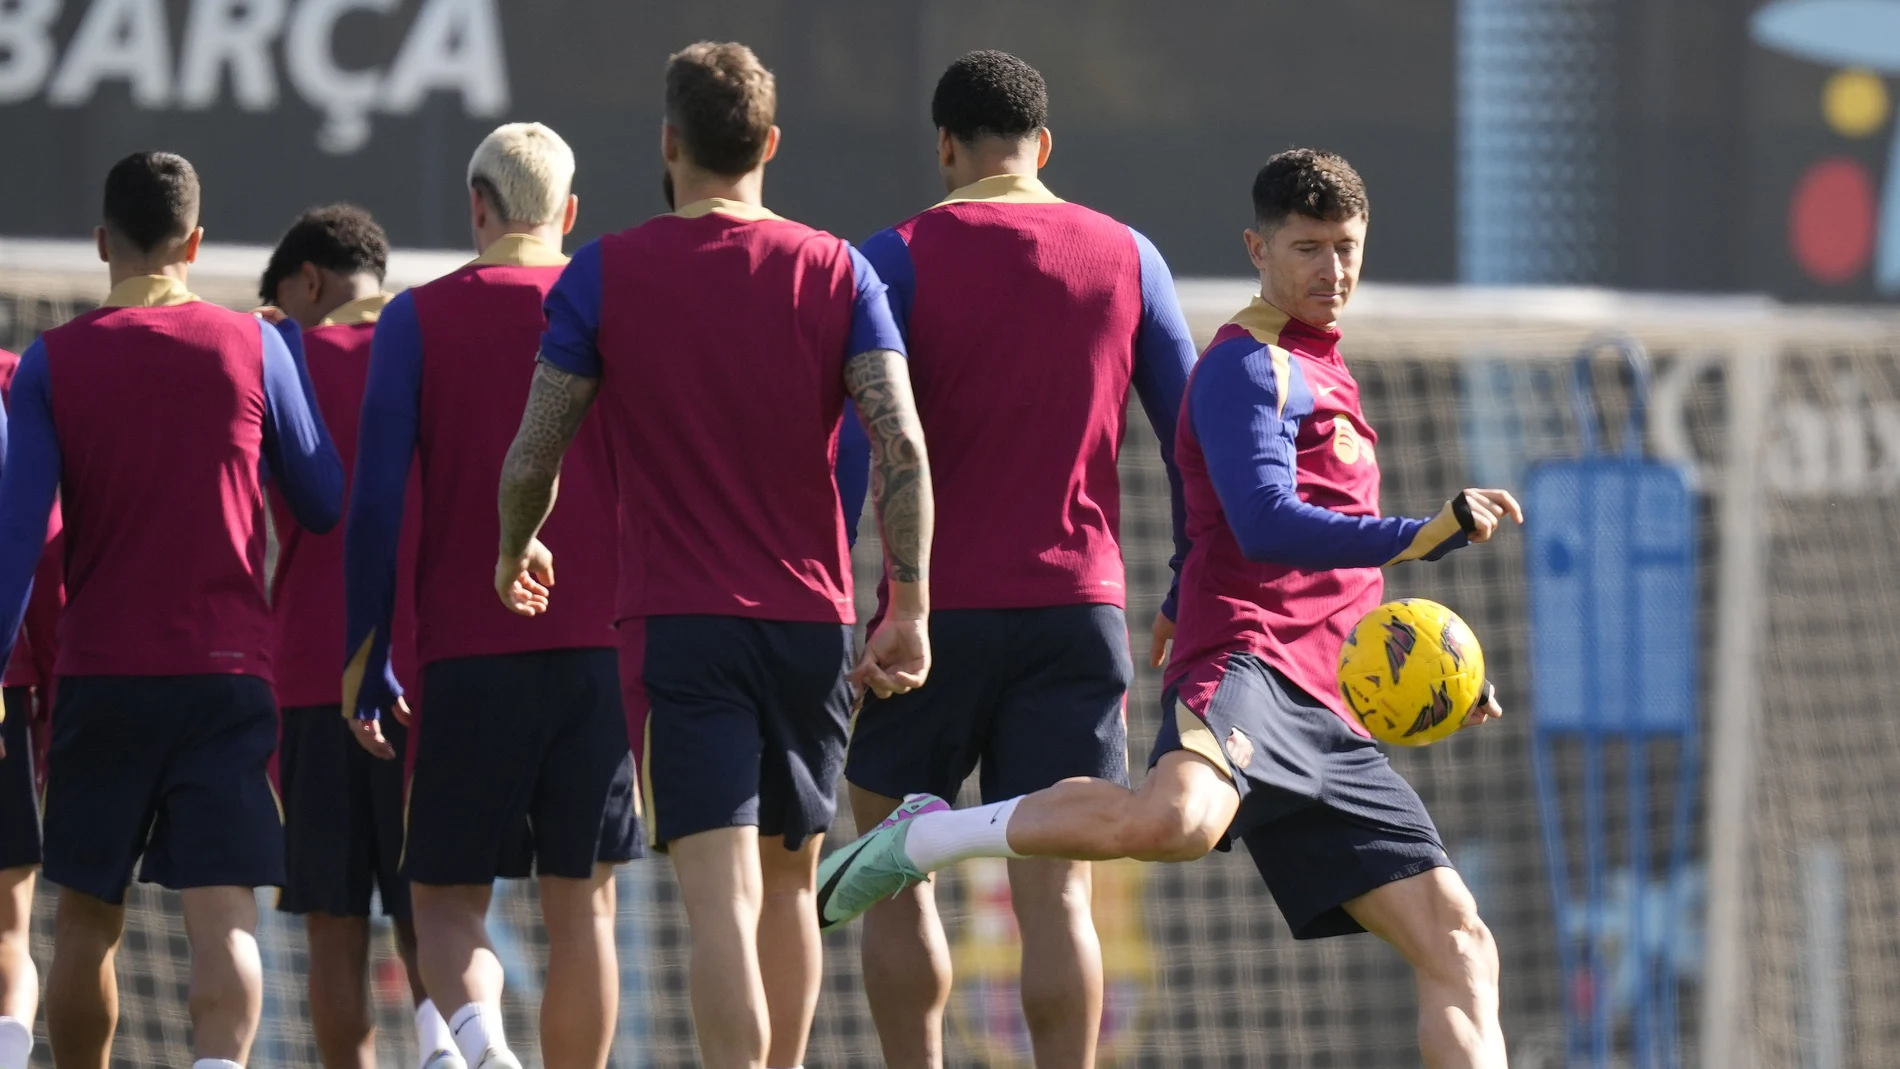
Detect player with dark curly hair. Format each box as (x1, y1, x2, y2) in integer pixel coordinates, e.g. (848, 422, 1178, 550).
(821, 148, 1521, 1069)
(839, 49, 1197, 1069)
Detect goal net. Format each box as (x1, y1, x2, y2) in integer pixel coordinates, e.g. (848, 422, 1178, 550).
(3, 244, 1897, 1068)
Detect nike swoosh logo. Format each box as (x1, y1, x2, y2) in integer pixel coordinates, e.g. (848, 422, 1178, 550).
(815, 836, 878, 928)
(1315, 385, 1340, 398)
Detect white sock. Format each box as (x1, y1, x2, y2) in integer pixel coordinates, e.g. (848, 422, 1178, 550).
(192, 1060, 244, 1069)
(0, 1017, 31, 1069)
(904, 797, 1027, 871)
(416, 999, 458, 1065)
(448, 1001, 510, 1065)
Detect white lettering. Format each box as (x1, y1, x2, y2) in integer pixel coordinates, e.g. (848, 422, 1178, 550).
(48, 0, 173, 108)
(285, 0, 398, 153)
(0, 0, 60, 104)
(178, 0, 287, 110)
(380, 0, 506, 117)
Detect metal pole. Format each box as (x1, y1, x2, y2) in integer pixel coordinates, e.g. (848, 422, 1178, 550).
(1700, 334, 1776, 1069)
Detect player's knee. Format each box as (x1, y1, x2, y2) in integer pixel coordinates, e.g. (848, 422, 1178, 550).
(1121, 802, 1221, 862)
(1416, 901, 1498, 994)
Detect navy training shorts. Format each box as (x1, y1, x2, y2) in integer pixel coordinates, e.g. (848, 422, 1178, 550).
(405, 648, 640, 885)
(279, 704, 411, 918)
(623, 615, 853, 852)
(1150, 653, 1451, 939)
(42, 674, 284, 904)
(846, 604, 1132, 805)
(0, 687, 39, 871)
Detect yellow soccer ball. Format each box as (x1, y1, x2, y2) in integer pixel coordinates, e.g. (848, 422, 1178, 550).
(1337, 599, 1486, 747)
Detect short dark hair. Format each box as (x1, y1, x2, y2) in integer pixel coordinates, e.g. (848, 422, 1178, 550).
(665, 41, 776, 177)
(931, 50, 1047, 143)
(1252, 149, 1369, 231)
(102, 151, 200, 253)
(258, 204, 389, 302)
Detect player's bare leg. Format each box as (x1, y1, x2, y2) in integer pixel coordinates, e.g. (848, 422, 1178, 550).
(46, 889, 122, 1069)
(537, 865, 618, 1069)
(0, 865, 39, 1066)
(413, 882, 513, 1066)
(391, 917, 463, 1069)
(1343, 867, 1506, 1069)
(757, 834, 824, 1069)
(179, 885, 265, 1064)
(851, 787, 952, 1069)
(305, 914, 375, 1068)
(1009, 858, 1101, 1069)
(670, 825, 769, 1069)
(1003, 752, 1236, 862)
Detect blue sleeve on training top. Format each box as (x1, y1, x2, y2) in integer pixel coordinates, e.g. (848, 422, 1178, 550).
(1192, 345, 1429, 569)
(343, 291, 422, 720)
(259, 316, 344, 533)
(846, 244, 906, 358)
(0, 343, 60, 668)
(839, 230, 914, 545)
(858, 228, 914, 339)
(540, 239, 604, 378)
(1129, 228, 1197, 620)
(837, 399, 871, 547)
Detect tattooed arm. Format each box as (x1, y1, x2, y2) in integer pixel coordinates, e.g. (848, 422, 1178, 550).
(494, 357, 600, 615)
(844, 348, 932, 593)
(843, 347, 935, 696)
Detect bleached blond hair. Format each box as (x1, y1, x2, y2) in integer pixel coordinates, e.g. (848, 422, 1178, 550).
(466, 122, 575, 225)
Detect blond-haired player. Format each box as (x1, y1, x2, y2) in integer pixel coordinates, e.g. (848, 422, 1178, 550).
(344, 123, 636, 1069)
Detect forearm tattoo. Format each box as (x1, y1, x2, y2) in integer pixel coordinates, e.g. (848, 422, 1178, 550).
(497, 356, 600, 558)
(844, 348, 932, 584)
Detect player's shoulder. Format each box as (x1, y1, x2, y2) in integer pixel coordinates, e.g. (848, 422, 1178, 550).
(1191, 325, 1312, 413)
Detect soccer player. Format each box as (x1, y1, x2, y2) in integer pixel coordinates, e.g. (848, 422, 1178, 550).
(257, 206, 457, 1069)
(344, 122, 635, 1069)
(494, 42, 930, 1069)
(0, 343, 61, 1069)
(839, 50, 1196, 1069)
(819, 149, 1521, 1069)
(0, 151, 343, 1069)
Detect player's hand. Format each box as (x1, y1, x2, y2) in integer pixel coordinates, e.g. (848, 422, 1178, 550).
(1149, 611, 1175, 668)
(496, 538, 554, 616)
(250, 305, 288, 324)
(1463, 680, 1503, 729)
(348, 715, 397, 760)
(390, 694, 412, 727)
(1452, 489, 1525, 544)
(852, 613, 931, 699)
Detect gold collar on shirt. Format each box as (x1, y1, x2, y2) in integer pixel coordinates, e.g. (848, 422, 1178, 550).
(473, 233, 570, 268)
(672, 198, 782, 222)
(318, 292, 396, 327)
(934, 172, 1063, 208)
(1227, 297, 1293, 345)
(102, 275, 198, 308)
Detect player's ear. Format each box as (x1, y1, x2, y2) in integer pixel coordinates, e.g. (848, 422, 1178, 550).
(760, 125, 780, 165)
(468, 186, 487, 230)
(94, 226, 109, 264)
(300, 261, 322, 300)
(937, 128, 956, 170)
(561, 194, 579, 236)
(1243, 226, 1270, 272)
(1036, 127, 1053, 168)
(661, 123, 681, 165)
(181, 227, 204, 264)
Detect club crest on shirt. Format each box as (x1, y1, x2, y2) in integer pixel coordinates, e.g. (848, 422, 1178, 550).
(1331, 415, 1363, 464)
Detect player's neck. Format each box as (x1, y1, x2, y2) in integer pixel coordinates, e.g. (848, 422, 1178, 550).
(107, 258, 188, 290)
(669, 167, 766, 210)
(1258, 293, 1341, 337)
